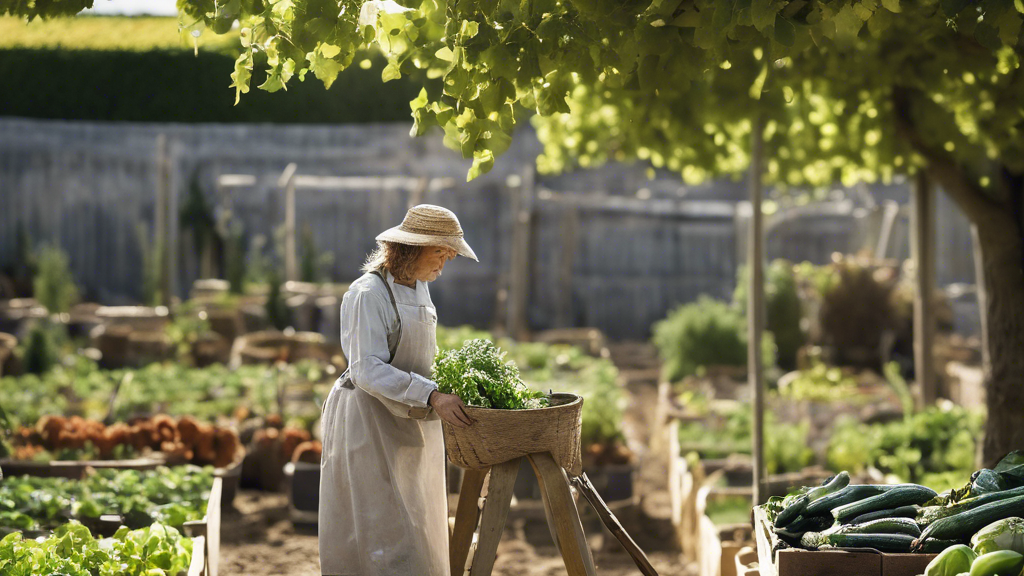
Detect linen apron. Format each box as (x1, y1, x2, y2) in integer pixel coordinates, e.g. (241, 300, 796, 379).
(319, 272, 449, 576)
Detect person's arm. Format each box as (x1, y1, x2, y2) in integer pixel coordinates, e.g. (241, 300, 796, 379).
(340, 286, 436, 408)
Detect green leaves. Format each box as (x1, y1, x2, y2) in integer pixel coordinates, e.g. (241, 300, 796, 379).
(433, 339, 548, 410)
(0, 521, 191, 576)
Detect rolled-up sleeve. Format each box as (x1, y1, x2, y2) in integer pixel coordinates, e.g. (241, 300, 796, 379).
(340, 286, 437, 408)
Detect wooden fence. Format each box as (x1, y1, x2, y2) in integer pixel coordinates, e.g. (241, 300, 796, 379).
(0, 118, 980, 339)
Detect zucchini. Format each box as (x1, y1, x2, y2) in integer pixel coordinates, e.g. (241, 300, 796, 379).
(804, 484, 895, 516)
(802, 531, 916, 552)
(968, 550, 1024, 576)
(850, 505, 921, 525)
(833, 517, 922, 537)
(833, 485, 937, 522)
(915, 495, 1024, 546)
(775, 472, 850, 528)
(920, 486, 1024, 526)
(775, 514, 835, 541)
(917, 538, 967, 554)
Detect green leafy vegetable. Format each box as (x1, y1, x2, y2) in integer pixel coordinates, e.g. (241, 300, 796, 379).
(0, 521, 192, 576)
(433, 339, 547, 410)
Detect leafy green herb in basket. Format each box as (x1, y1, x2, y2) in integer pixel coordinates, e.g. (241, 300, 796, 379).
(433, 339, 549, 410)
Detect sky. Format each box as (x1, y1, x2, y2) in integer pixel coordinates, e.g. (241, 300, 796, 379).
(84, 0, 180, 16)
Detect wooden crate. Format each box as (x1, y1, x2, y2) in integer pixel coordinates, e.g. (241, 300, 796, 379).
(753, 506, 935, 576)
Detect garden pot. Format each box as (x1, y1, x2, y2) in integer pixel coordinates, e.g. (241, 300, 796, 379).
(0, 299, 46, 335)
(125, 331, 173, 367)
(91, 324, 132, 369)
(283, 461, 320, 524)
(190, 278, 230, 300)
(443, 393, 583, 476)
(95, 306, 170, 332)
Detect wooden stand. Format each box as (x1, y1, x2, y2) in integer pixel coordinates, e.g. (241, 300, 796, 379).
(450, 452, 659, 576)
(450, 452, 597, 576)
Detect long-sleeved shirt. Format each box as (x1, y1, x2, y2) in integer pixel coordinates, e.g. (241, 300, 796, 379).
(338, 270, 437, 408)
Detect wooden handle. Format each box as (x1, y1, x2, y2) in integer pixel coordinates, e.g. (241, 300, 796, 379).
(570, 473, 659, 576)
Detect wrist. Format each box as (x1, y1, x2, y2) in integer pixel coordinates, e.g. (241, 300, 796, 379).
(427, 390, 438, 406)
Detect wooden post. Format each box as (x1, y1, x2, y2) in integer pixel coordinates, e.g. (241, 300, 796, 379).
(557, 204, 579, 328)
(279, 163, 298, 282)
(970, 225, 990, 379)
(911, 171, 936, 405)
(154, 134, 170, 306)
(507, 166, 534, 341)
(748, 118, 767, 507)
(166, 140, 181, 302)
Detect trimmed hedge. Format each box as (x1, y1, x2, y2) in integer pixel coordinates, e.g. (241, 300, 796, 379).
(0, 48, 424, 123)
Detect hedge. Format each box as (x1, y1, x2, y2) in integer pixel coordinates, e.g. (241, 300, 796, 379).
(0, 48, 425, 123)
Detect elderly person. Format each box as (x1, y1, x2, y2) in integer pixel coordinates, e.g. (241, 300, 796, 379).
(319, 204, 476, 576)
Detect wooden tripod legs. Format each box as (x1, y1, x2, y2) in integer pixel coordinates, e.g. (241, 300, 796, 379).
(448, 453, 596, 576)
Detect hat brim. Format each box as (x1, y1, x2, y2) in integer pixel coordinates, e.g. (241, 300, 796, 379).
(376, 226, 479, 262)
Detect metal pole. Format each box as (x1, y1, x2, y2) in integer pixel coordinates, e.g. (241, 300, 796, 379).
(911, 171, 937, 405)
(279, 163, 298, 282)
(748, 117, 767, 506)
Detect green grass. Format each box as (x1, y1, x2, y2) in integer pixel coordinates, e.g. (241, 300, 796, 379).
(0, 15, 240, 53)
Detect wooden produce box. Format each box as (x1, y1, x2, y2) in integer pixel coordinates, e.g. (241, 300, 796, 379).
(753, 506, 935, 576)
(183, 476, 223, 576)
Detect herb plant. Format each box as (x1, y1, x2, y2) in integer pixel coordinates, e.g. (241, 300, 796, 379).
(433, 339, 548, 410)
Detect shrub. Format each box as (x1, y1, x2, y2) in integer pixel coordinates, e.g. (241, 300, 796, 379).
(734, 259, 805, 370)
(33, 244, 79, 314)
(826, 401, 983, 488)
(652, 296, 776, 382)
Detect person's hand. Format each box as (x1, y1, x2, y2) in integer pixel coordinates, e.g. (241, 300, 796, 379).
(428, 391, 474, 428)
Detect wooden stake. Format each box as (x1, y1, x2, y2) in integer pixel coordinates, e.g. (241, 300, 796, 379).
(450, 468, 488, 575)
(279, 163, 298, 282)
(911, 171, 937, 405)
(571, 473, 659, 576)
(748, 117, 767, 506)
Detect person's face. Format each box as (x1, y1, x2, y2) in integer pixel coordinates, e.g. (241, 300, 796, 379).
(411, 246, 457, 283)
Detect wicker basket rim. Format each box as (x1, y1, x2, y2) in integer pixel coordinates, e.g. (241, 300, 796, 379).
(460, 392, 581, 414)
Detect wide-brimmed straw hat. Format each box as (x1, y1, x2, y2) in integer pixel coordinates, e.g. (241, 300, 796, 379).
(376, 204, 478, 261)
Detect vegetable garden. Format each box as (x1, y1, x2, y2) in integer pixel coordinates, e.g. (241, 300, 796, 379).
(3, 0, 1024, 572)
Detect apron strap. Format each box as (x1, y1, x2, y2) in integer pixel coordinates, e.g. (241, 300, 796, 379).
(369, 269, 403, 363)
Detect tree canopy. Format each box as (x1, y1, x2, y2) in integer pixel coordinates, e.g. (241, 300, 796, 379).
(7, 0, 1021, 187)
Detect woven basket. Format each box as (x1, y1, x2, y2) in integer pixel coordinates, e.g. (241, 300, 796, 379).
(442, 393, 583, 476)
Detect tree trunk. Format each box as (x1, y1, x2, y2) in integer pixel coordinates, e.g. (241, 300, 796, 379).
(974, 218, 1024, 466)
(893, 88, 1024, 465)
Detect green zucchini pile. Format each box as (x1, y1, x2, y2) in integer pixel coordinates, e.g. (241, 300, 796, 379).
(765, 451, 1024, 561)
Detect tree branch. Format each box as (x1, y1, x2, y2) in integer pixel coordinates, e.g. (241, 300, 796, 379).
(891, 86, 1005, 226)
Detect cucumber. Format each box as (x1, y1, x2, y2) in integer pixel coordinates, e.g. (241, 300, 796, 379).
(915, 495, 1024, 546)
(832, 485, 938, 522)
(833, 516, 922, 537)
(803, 531, 916, 552)
(850, 505, 921, 525)
(804, 484, 895, 516)
(917, 538, 967, 554)
(968, 550, 1024, 576)
(775, 472, 851, 528)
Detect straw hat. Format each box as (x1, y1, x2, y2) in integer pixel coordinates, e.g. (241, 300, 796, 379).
(376, 204, 478, 261)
